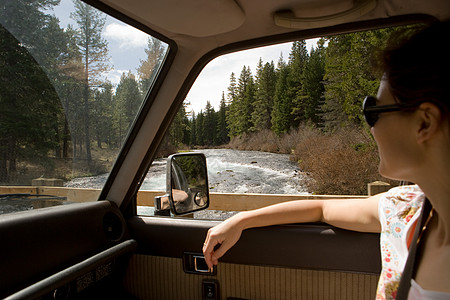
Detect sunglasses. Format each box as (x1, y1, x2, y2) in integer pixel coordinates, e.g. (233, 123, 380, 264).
(362, 96, 421, 127)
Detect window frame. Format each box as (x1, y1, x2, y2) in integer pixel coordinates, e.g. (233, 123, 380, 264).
(126, 14, 436, 218)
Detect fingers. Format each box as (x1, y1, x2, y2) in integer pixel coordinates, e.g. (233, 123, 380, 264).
(209, 241, 230, 263)
(202, 220, 243, 269)
(203, 230, 222, 269)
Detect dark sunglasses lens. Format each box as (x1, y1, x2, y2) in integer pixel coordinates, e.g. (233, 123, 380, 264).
(363, 96, 378, 127)
(365, 111, 378, 127)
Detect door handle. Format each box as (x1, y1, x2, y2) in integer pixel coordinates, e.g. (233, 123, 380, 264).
(183, 252, 216, 275)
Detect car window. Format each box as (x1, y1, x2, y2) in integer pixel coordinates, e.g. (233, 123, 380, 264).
(0, 0, 168, 215)
(138, 26, 419, 219)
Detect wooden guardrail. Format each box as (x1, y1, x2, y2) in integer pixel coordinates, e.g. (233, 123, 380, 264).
(0, 186, 368, 211)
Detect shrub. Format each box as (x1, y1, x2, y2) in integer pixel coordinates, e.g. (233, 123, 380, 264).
(291, 126, 391, 195)
(228, 124, 394, 195)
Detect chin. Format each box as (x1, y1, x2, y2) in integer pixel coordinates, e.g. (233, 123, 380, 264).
(379, 165, 412, 182)
(378, 164, 401, 181)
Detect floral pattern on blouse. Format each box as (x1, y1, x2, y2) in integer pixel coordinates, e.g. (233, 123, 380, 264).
(376, 185, 425, 300)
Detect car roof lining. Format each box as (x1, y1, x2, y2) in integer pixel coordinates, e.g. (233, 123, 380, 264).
(99, 0, 450, 41)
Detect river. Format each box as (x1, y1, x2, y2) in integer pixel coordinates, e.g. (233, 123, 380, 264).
(66, 149, 309, 195)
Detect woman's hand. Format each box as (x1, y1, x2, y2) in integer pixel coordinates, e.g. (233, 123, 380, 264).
(202, 213, 246, 269)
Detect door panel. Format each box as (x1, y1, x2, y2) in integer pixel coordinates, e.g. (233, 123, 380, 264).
(0, 201, 130, 298)
(126, 216, 381, 299)
(7, 240, 137, 300)
(124, 254, 379, 300)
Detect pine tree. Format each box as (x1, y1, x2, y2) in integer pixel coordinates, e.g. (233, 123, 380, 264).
(271, 55, 290, 134)
(226, 75, 241, 137)
(227, 66, 255, 137)
(226, 72, 237, 105)
(113, 72, 141, 146)
(92, 82, 114, 148)
(298, 39, 326, 126)
(251, 59, 276, 132)
(216, 92, 229, 145)
(189, 113, 197, 146)
(195, 111, 205, 145)
(203, 101, 217, 145)
(225, 71, 240, 137)
(71, 0, 110, 166)
(137, 37, 167, 91)
(169, 102, 190, 148)
(0, 0, 65, 182)
(287, 41, 309, 127)
(56, 25, 87, 158)
(323, 29, 394, 128)
(322, 34, 351, 129)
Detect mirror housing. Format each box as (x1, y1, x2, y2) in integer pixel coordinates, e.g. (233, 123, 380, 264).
(165, 152, 209, 215)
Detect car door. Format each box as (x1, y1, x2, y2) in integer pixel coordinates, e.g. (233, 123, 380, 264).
(118, 35, 383, 297)
(0, 0, 163, 298)
(1, 0, 447, 299)
(123, 214, 381, 299)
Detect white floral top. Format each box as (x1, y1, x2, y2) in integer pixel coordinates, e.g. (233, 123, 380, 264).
(376, 185, 425, 300)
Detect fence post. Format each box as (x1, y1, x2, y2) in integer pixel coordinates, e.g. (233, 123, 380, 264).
(368, 181, 390, 196)
(32, 178, 64, 187)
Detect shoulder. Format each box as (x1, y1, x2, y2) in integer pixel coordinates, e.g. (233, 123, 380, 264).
(379, 185, 425, 224)
(383, 185, 424, 203)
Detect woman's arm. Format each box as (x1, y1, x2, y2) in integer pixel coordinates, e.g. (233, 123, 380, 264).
(202, 193, 382, 268)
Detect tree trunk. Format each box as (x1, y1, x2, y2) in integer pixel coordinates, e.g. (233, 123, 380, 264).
(0, 150, 8, 182)
(54, 112, 62, 159)
(7, 139, 16, 172)
(83, 75, 92, 168)
(63, 118, 69, 158)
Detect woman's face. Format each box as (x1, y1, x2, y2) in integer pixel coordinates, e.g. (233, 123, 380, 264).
(371, 80, 419, 181)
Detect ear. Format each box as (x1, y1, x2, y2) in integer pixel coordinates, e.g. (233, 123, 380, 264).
(416, 102, 442, 144)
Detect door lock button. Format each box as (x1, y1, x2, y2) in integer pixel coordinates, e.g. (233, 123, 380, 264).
(202, 279, 219, 300)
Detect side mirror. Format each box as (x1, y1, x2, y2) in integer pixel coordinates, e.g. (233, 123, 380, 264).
(165, 152, 209, 215)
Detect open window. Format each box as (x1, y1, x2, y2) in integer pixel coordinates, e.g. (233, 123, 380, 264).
(137, 25, 421, 219)
(0, 0, 168, 215)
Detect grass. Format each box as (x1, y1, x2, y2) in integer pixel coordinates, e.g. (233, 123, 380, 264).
(5, 145, 117, 186)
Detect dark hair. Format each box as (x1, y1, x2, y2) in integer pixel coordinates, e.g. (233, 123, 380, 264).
(382, 21, 450, 116)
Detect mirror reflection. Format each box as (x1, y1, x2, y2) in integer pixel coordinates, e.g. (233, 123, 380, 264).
(167, 153, 209, 215)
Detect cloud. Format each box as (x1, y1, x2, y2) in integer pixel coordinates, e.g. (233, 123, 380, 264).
(104, 23, 148, 49)
(185, 42, 293, 113)
(185, 39, 320, 114)
(102, 69, 129, 85)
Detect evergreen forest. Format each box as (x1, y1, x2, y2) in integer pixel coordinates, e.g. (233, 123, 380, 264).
(0, 0, 417, 193)
(169, 28, 409, 149)
(0, 0, 166, 183)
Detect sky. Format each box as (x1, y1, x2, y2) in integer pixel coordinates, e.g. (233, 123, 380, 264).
(185, 40, 319, 113)
(52, 0, 318, 113)
(52, 0, 150, 85)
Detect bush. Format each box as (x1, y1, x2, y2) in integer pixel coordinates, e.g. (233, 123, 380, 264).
(228, 124, 394, 195)
(292, 126, 391, 195)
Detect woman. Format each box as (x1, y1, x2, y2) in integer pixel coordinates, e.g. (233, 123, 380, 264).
(203, 21, 450, 299)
